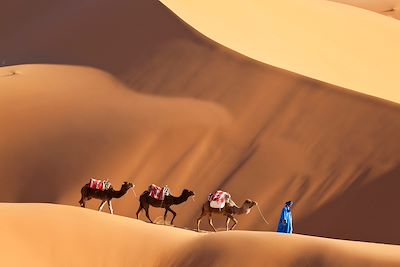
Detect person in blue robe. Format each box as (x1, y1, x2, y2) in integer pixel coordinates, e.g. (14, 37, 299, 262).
(277, 201, 294, 233)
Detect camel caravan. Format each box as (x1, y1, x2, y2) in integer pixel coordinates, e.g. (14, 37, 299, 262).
(79, 179, 264, 232)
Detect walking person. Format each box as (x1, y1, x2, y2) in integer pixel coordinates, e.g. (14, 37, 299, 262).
(277, 200, 294, 234)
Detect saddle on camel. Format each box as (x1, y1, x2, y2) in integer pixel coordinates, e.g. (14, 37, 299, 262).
(89, 178, 112, 191)
(148, 184, 170, 201)
(208, 190, 232, 209)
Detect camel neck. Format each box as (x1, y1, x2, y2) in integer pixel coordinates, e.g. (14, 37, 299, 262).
(233, 205, 250, 215)
(113, 188, 127, 198)
(173, 193, 189, 205)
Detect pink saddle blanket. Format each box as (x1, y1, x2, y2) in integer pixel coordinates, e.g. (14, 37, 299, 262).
(89, 178, 112, 191)
(148, 184, 170, 201)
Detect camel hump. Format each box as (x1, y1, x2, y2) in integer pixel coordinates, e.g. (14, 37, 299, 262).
(208, 190, 231, 209)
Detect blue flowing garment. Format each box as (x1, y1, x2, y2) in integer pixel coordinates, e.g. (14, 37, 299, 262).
(277, 206, 293, 233)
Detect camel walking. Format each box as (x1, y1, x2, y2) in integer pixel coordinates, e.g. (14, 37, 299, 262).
(79, 181, 134, 214)
(136, 188, 194, 225)
(197, 199, 257, 232)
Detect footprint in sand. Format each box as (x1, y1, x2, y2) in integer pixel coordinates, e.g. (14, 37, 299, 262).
(0, 70, 17, 77)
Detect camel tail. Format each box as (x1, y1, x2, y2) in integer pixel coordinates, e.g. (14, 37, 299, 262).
(80, 184, 89, 194)
(79, 184, 89, 207)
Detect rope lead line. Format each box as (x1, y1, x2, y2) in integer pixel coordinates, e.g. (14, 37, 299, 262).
(130, 188, 137, 198)
(256, 203, 269, 225)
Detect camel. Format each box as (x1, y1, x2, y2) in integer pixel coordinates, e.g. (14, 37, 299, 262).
(197, 199, 257, 232)
(79, 181, 134, 214)
(136, 188, 194, 225)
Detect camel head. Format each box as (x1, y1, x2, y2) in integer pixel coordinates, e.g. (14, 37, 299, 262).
(182, 189, 195, 198)
(243, 199, 257, 214)
(121, 182, 134, 191)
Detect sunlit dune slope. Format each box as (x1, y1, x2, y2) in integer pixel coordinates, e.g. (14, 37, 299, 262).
(161, 0, 400, 103)
(2, 203, 400, 267)
(330, 0, 400, 19)
(2, 0, 400, 103)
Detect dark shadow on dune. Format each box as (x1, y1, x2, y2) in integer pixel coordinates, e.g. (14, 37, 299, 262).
(169, 242, 222, 267)
(161, 142, 198, 181)
(0, 0, 209, 75)
(0, 130, 121, 204)
(15, 167, 71, 203)
(289, 253, 327, 267)
(215, 144, 259, 190)
(12, 156, 90, 204)
(0, 70, 17, 77)
(296, 164, 400, 245)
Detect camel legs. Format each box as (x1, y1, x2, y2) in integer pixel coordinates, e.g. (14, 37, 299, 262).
(136, 205, 143, 219)
(79, 186, 88, 208)
(79, 197, 86, 208)
(208, 214, 217, 232)
(168, 207, 177, 225)
(197, 216, 205, 232)
(98, 201, 107, 212)
(144, 205, 153, 223)
(163, 209, 168, 224)
(107, 200, 113, 214)
(196, 207, 207, 232)
(136, 202, 153, 223)
(229, 215, 238, 230)
(225, 216, 231, 231)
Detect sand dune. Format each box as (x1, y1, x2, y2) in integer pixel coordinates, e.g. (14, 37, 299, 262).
(0, 64, 230, 206)
(1, 0, 400, 250)
(161, 0, 400, 103)
(2, 63, 400, 246)
(330, 0, 400, 19)
(2, 203, 400, 267)
(0, 0, 204, 74)
(2, 0, 400, 103)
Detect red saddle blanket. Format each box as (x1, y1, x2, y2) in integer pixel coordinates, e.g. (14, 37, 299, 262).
(89, 178, 112, 191)
(208, 190, 231, 209)
(148, 184, 170, 201)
